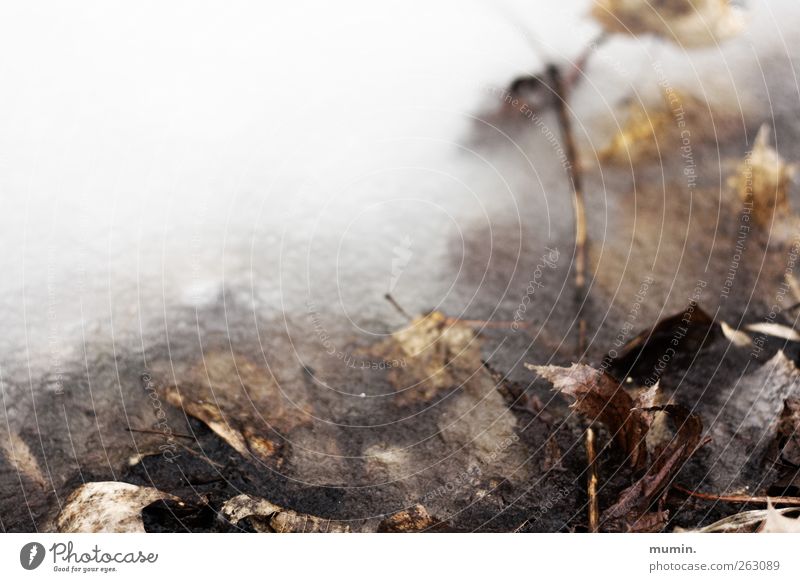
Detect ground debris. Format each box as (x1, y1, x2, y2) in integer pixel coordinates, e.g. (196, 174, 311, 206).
(222, 494, 352, 533)
(377, 504, 438, 532)
(601, 406, 707, 532)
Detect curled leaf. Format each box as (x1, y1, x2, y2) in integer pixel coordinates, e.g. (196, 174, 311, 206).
(677, 507, 798, 533)
(527, 363, 649, 470)
(601, 405, 707, 531)
(56, 482, 177, 533)
(609, 304, 719, 385)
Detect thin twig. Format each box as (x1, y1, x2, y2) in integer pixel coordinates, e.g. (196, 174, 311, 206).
(384, 293, 412, 321)
(548, 62, 597, 532)
(586, 428, 600, 531)
(125, 427, 195, 440)
(564, 32, 609, 89)
(673, 484, 800, 506)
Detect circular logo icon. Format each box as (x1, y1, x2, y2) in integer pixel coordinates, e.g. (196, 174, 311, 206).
(20, 542, 46, 570)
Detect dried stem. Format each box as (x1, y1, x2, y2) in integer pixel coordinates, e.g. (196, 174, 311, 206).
(384, 293, 412, 321)
(548, 63, 597, 531)
(586, 427, 600, 531)
(674, 484, 800, 506)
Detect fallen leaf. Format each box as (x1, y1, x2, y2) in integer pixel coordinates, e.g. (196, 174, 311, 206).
(721, 321, 753, 347)
(222, 494, 351, 533)
(164, 384, 279, 463)
(370, 311, 481, 405)
(153, 349, 312, 465)
(761, 501, 800, 532)
(377, 504, 437, 532)
(598, 91, 735, 165)
(677, 507, 799, 533)
(0, 431, 47, 490)
(56, 482, 177, 533)
(734, 124, 795, 226)
(601, 405, 707, 531)
(527, 363, 649, 470)
(591, 0, 745, 47)
(745, 322, 800, 342)
(609, 304, 719, 385)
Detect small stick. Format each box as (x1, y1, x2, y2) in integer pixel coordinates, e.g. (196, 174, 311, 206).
(564, 33, 609, 90)
(125, 427, 195, 440)
(384, 293, 412, 321)
(586, 427, 600, 532)
(548, 62, 597, 532)
(673, 484, 800, 506)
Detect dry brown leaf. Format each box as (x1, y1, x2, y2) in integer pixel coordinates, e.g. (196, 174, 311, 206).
(609, 304, 719, 385)
(527, 363, 649, 470)
(601, 405, 707, 531)
(154, 350, 312, 465)
(591, 0, 744, 47)
(377, 504, 437, 532)
(221, 494, 351, 532)
(56, 482, 177, 533)
(164, 385, 279, 463)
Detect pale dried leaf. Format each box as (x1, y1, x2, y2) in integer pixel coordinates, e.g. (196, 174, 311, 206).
(222, 494, 351, 533)
(56, 482, 176, 533)
(721, 321, 753, 347)
(762, 502, 800, 533)
(0, 432, 47, 489)
(745, 322, 800, 342)
(735, 124, 795, 226)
